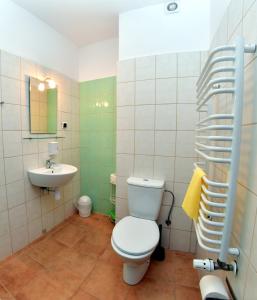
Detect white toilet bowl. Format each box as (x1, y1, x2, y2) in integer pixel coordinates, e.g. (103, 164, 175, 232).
(111, 216, 159, 285)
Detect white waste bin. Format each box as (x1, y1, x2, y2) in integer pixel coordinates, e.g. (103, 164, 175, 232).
(77, 196, 92, 217)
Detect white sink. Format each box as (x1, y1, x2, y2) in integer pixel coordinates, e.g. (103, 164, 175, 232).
(28, 164, 78, 188)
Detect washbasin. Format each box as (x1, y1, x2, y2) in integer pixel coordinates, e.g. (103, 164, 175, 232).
(28, 164, 78, 188)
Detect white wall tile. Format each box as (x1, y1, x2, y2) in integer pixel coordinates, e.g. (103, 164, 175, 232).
(6, 179, 25, 209)
(1, 77, 21, 105)
(178, 52, 200, 77)
(175, 157, 194, 183)
(9, 203, 27, 230)
(243, 0, 256, 15)
(135, 105, 155, 130)
(1, 51, 20, 79)
(1, 104, 21, 130)
(243, 61, 257, 125)
(11, 225, 28, 252)
(136, 56, 155, 80)
(42, 211, 54, 232)
(53, 206, 65, 226)
(28, 218, 42, 242)
(227, 247, 248, 300)
(20, 58, 37, 81)
(0, 51, 80, 257)
(3, 130, 22, 157)
(0, 158, 5, 186)
(156, 78, 177, 104)
(155, 130, 176, 156)
(117, 106, 134, 130)
(154, 156, 175, 181)
(116, 51, 200, 254)
(233, 184, 257, 258)
(116, 130, 134, 154)
(170, 229, 190, 252)
(158, 205, 171, 228)
(116, 154, 134, 177)
(0, 234, 12, 260)
(228, 0, 243, 38)
(177, 77, 197, 103)
(250, 213, 257, 271)
(189, 232, 197, 253)
(0, 185, 7, 212)
(64, 200, 75, 219)
(177, 104, 198, 130)
(0, 210, 9, 237)
(155, 104, 176, 130)
(4, 156, 23, 184)
(161, 227, 170, 248)
(116, 197, 129, 220)
(135, 130, 154, 155)
(135, 80, 155, 105)
(116, 176, 128, 199)
(23, 154, 39, 183)
(117, 82, 135, 106)
(22, 139, 38, 155)
(173, 182, 188, 207)
(244, 264, 257, 300)
(171, 207, 192, 231)
(156, 53, 177, 78)
(26, 197, 42, 221)
(21, 106, 30, 131)
(242, 1, 257, 66)
(134, 155, 154, 178)
(118, 59, 135, 82)
(176, 131, 195, 157)
(0, 132, 3, 158)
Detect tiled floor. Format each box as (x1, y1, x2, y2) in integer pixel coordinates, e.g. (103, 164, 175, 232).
(0, 214, 201, 300)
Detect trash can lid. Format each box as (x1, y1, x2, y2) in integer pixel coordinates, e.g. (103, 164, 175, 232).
(79, 196, 91, 205)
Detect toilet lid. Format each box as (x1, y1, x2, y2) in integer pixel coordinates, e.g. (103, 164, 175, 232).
(112, 216, 159, 256)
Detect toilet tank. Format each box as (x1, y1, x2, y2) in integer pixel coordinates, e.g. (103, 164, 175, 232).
(127, 177, 164, 221)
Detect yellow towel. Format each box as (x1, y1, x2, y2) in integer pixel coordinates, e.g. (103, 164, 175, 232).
(182, 167, 206, 221)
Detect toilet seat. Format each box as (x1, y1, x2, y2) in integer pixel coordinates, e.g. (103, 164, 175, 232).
(112, 216, 159, 256)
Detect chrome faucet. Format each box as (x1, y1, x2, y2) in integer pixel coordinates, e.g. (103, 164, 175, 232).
(46, 159, 56, 169)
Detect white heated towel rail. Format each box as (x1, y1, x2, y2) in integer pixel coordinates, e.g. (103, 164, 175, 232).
(193, 37, 256, 272)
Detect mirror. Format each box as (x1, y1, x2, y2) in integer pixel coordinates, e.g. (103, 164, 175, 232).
(29, 77, 57, 134)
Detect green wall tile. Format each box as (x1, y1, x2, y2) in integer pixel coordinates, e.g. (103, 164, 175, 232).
(80, 77, 116, 215)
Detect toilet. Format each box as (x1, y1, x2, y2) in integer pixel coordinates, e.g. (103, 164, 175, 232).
(111, 177, 164, 285)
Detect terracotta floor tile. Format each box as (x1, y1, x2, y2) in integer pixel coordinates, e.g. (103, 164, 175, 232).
(25, 237, 66, 266)
(74, 227, 110, 258)
(70, 213, 114, 235)
(44, 263, 84, 297)
(0, 254, 44, 296)
(47, 248, 97, 279)
(0, 214, 201, 299)
(175, 285, 201, 300)
(52, 223, 86, 247)
(0, 283, 15, 299)
(15, 271, 70, 300)
(99, 243, 123, 266)
(146, 259, 176, 284)
(71, 289, 99, 300)
(126, 278, 176, 300)
(81, 261, 129, 300)
(173, 254, 199, 288)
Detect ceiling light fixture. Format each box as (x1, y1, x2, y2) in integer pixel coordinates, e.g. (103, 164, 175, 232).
(165, 1, 180, 14)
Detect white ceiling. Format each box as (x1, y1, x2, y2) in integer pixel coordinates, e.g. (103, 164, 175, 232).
(12, 0, 165, 47)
